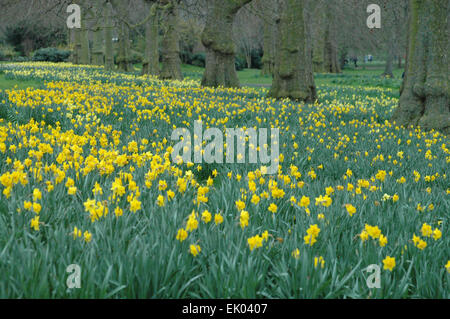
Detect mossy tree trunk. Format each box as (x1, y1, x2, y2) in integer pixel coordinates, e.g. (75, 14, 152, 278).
(112, 0, 132, 72)
(142, 2, 160, 76)
(68, 28, 75, 63)
(201, 0, 253, 88)
(268, 0, 317, 102)
(72, 0, 89, 65)
(304, 6, 317, 100)
(323, 0, 340, 73)
(72, 28, 81, 64)
(92, 27, 104, 65)
(104, 1, 114, 71)
(391, 0, 449, 134)
(117, 22, 132, 71)
(261, 0, 277, 76)
(312, 1, 326, 73)
(79, 0, 90, 65)
(91, 0, 104, 66)
(79, 28, 90, 65)
(75, 1, 91, 64)
(160, 0, 183, 80)
(382, 29, 395, 78)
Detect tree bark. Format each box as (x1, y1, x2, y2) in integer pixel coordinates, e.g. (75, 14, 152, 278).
(312, 1, 326, 73)
(323, 0, 340, 73)
(382, 30, 395, 78)
(160, 0, 183, 80)
(112, 0, 133, 72)
(72, 28, 81, 64)
(142, 2, 160, 76)
(261, 0, 276, 76)
(245, 54, 252, 69)
(304, 5, 317, 100)
(201, 0, 252, 88)
(268, 0, 317, 102)
(391, 0, 449, 134)
(104, 1, 114, 71)
(117, 22, 132, 71)
(91, 0, 104, 66)
(91, 27, 104, 65)
(79, 13, 90, 65)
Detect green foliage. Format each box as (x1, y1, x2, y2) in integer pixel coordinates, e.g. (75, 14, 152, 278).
(128, 51, 143, 65)
(0, 45, 19, 61)
(12, 56, 29, 62)
(32, 48, 71, 63)
(3, 21, 66, 56)
(250, 48, 263, 69)
(191, 53, 205, 67)
(180, 50, 194, 64)
(235, 56, 246, 71)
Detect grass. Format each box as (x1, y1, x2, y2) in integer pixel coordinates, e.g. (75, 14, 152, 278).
(0, 60, 402, 90)
(130, 62, 404, 89)
(0, 73, 43, 90)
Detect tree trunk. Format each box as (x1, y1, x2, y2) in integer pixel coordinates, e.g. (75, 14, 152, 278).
(104, 1, 114, 71)
(70, 28, 80, 64)
(71, 0, 84, 64)
(90, 0, 103, 65)
(245, 53, 252, 69)
(398, 56, 402, 68)
(201, 0, 252, 88)
(323, 0, 340, 73)
(79, 17, 90, 65)
(113, 0, 132, 72)
(391, 0, 449, 134)
(73, 29, 82, 64)
(261, 0, 276, 76)
(67, 28, 73, 62)
(268, 0, 317, 102)
(382, 30, 395, 78)
(339, 48, 348, 70)
(91, 27, 103, 65)
(304, 5, 317, 100)
(160, 0, 183, 80)
(312, 1, 326, 73)
(142, 2, 160, 76)
(117, 22, 131, 71)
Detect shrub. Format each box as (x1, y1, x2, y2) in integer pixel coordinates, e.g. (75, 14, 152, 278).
(0, 45, 19, 61)
(235, 56, 246, 71)
(180, 50, 194, 64)
(191, 53, 205, 67)
(129, 51, 143, 65)
(12, 56, 28, 62)
(250, 49, 263, 69)
(32, 47, 71, 62)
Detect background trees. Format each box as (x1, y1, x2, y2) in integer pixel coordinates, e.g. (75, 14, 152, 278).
(0, 0, 447, 132)
(0, 0, 410, 76)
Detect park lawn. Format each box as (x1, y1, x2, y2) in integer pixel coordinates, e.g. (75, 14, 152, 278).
(176, 63, 404, 89)
(0, 73, 43, 90)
